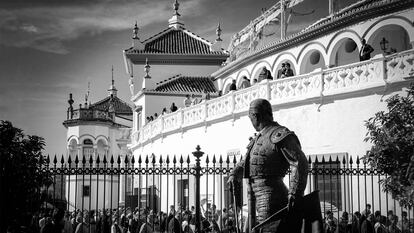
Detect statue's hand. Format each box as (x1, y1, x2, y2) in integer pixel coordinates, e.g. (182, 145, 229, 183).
(288, 194, 295, 212)
(227, 176, 235, 190)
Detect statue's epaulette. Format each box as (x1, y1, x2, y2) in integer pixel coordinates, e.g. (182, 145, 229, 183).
(270, 126, 294, 144)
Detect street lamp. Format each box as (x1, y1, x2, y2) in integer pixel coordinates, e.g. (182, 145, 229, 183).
(380, 37, 389, 54)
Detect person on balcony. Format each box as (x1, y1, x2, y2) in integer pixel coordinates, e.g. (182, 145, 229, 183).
(229, 79, 237, 91)
(258, 67, 273, 82)
(170, 103, 178, 112)
(228, 98, 308, 233)
(359, 39, 374, 61)
(284, 63, 294, 78)
(241, 77, 251, 89)
(191, 94, 199, 105)
(276, 63, 286, 79)
(184, 95, 192, 107)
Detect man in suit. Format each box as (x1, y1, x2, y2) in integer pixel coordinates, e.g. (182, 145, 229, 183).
(284, 63, 294, 77)
(276, 63, 286, 79)
(359, 39, 374, 61)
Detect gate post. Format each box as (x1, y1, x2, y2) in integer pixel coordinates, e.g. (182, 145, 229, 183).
(192, 145, 204, 233)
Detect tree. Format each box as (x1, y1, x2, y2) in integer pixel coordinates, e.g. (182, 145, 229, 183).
(0, 120, 52, 232)
(364, 84, 414, 208)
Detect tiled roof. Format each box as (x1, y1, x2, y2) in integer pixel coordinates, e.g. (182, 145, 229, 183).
(152, 75, 217, 94)
(127, 28, 227, 55)
(89, 96, 133, 115)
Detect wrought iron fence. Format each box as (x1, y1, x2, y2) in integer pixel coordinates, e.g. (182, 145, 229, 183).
(36, 146, 414, 233)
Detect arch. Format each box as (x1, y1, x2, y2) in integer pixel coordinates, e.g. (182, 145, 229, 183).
(250, 60, 272, 82)
(67, 135, 79, 146)
(365, 21, 412, 57)
(272, 52, 298, 77)
(235, 69, 251, 87)
(96, 135, 109, 145)
(222, 77, 236, 94)
(363, 16, 414, 45)
(79, 134, 96, 145)
(298, 42, 327, 74)
(327, 30, 362, 67)
(67, 138, 78, 162)
(96, 138, 108, 158)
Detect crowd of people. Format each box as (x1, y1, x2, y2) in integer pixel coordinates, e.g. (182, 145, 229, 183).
(323, 204, 413, 233)
(145, 92, 213, 124)
(28, 204, 239, 233)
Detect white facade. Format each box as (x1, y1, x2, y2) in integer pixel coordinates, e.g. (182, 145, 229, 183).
(126, 0, 414, 216)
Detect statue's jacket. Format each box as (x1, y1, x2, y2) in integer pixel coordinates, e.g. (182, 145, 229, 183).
(232, 122, 308, 197)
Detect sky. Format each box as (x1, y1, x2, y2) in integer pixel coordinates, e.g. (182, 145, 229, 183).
(0, 0, 359, 155)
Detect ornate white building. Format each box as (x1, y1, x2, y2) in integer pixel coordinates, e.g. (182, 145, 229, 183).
(63, 75, 133, 211)
(123, 0, 414, 216)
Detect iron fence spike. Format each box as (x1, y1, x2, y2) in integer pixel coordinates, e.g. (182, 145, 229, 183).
(96, 155, 101, 164)
(82, 154, 87, 164)
(166, 155, 170, 164)
(61, 155, 65, 164)
(219, 155, 223, 164)
(145, 154, 149, 164)
(117, 155, 121, 165)
(173, 155, 177, 164)
(159, 155, 163, 164)
(179, 155, 184, 164)
(138, 155, 142, 164)
(110, 154, 114, 164)
(75, 155, 79, 164)
(212, 154, 216, 164)
(152, 154, 156, 164)
(205, 155, 209, 164)
(131, 155, 135, 164)
(186, 155, 190, 164)
(53, 154, 58, 164)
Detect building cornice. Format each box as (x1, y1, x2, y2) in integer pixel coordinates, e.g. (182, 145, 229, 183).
(124, 53, 228, 66)
(62, 119, 129, 129)
(212, 0, 414, 80)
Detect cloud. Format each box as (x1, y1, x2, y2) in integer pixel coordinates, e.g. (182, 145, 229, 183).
(0, 0, 203, 54)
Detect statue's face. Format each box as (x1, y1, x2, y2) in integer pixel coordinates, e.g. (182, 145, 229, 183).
(248, 110, 260, 131)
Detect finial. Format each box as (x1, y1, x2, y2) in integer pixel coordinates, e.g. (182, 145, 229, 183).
(144, 58, 151, 79)
(68, 93, 74, 107)
(85, 82, 90, 107)
(173, 0, 180, 16)
(216, 22, 222, 42)
(132, 21, 139, 39)
(111, 65, 114, 86)
(108, 66, 118, 97)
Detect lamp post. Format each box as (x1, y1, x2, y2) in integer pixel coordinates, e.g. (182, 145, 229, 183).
(380, 37, 389, 55)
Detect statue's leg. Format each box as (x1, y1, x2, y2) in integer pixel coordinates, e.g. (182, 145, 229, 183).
(252, 178, 288, 233)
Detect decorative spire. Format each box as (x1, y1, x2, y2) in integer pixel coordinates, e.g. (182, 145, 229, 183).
(173, 0, 180, 16)
(132, 21, 144, 49)
(144, 58, 151, 79)
(111, 65, 114, 86)
(132, 21, 139, 40)
(211, 22, 223, 52)
(141, 58, 151, 90)
(169, 0, 184, 29)
(216, 22, 222, 42)
(85, 82, 90, 108)
(108, 66, 118, 97)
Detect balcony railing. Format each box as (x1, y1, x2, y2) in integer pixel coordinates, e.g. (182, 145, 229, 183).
(68, 108, 113, 121)
(132, 49, 414, 147)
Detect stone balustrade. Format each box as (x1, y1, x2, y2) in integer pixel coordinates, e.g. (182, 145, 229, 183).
(70, 108, 113, 121)
(131, 49, 414, 147)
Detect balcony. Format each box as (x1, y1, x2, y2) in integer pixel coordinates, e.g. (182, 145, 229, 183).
(130, 49, 414, 148)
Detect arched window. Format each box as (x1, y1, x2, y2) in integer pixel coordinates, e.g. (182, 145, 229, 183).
(82, 139, 94, 166)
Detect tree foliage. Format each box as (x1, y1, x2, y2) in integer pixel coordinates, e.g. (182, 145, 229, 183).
(0, 121, 52, 231)
(364, 84, 414, 208)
